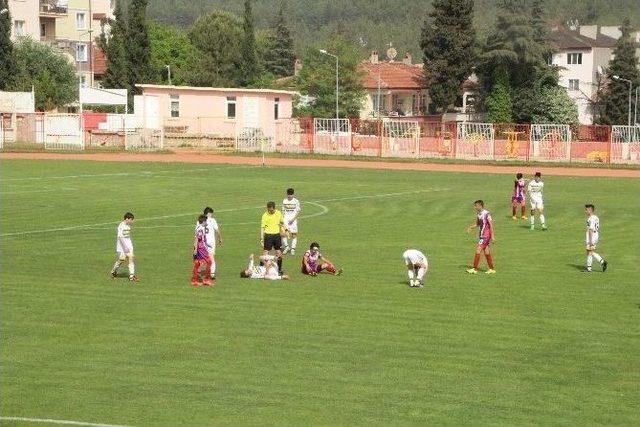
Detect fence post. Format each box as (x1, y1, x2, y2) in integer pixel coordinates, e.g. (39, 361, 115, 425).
(606, 125, 612, 164)
(378, 119, 383, 157)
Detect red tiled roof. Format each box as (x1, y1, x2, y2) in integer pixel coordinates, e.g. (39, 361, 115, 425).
(93, 44, 107, 76)
(359, 61, 424, 90)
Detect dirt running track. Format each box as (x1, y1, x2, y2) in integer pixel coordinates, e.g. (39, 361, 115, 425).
(2, 151, 639, 178)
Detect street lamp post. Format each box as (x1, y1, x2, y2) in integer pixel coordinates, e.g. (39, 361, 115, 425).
(319, 49, 339, 119)
(166, 65, 172, 85)
(635, 87, 639, 125)
(613, 75, 632, 126)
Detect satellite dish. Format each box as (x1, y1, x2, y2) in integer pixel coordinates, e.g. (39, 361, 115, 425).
(386, 47, 397, 61)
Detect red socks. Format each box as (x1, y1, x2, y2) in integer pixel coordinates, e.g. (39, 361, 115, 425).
(473, 254, 481, 269)
(325, 263, 336, 274)
(512, 206, 516, 216)
(485, 254, 495, 269)
(521, 205, 526, 216)
(191, 259, 202, 283)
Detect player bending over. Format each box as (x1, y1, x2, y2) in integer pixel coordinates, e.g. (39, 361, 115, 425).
(110, 212, 139, 282)
(192, 215, 213, 287)
(301, 242, 343, 276)
(282, 188, 301, 255)
(511, 173, 527, 220)
(199, 207, 222, 280)
(240, 253, 290, 280)
(466, 200, 496, 274)
(402, 249, 428, 288)
(527, 172, 547, 230)
(584, 204, 608, 273)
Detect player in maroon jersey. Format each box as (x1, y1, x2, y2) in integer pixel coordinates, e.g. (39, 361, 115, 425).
(511, 173, 527, 220)
(301, 242, 343, 276)
(466, 200, 496, 274)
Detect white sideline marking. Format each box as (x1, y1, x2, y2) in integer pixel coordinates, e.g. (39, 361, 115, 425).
(0, 188, 446, 237)
(3, 187, 77, 195)
(0, 416, 131, 427)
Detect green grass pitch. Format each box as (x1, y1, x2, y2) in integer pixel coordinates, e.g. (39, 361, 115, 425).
(1, 159, 639, 426)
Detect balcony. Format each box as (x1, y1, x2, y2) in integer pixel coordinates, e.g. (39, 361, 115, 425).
(39, 0, 68, 17)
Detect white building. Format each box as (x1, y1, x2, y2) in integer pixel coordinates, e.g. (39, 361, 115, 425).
(550, 25, 640, 124)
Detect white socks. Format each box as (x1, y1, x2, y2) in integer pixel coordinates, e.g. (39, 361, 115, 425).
(539, 214, 546, 226)
(587, 255, 593, 268)
(112, 259, 122, 272)
(283, 237, 289, 248)
(291, 237, 297, 250)
(530, 216, 535, 226)
(128, 261, 135, 276)
(211, 259, 216, 276)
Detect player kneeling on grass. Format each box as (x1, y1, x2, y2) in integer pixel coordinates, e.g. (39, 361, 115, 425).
(466, 200, 496, 274)
(301, 242, 343, 276)
(584, 204, 608, 273)
(402, 249, 428, 288)
(192, 215, 213, 287)
(110, 212, 139, 282)
(240, 253, 289, 280)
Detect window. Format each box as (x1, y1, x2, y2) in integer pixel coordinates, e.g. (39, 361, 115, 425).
(76, 13, 86, 29)
(567, 52, 582, 65)
(274, 97, 280, 120)
(40, 23, 46, 38)
(372, 93, 384, 113)
(75, 43, 88, 62)
(170, 94, 180, 118)
(79, 75, 88, 87)
(226, 96, 236, 119)
(14, 20, 24, 37)
(568, 79, 580, 91)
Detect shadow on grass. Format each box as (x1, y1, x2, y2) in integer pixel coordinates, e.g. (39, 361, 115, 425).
(567, 263, 586, 271)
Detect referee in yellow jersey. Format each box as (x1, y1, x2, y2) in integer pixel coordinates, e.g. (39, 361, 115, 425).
(261, 201, 285, 274)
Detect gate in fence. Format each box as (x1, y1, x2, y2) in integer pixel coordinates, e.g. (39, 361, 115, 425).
(530, 124, 570, 162)
(235, 127, 273, 152)
(313, 118, 352, 155)
(44, 114, 84, 150)
(125, 128, 164, 151)
(611, 125, 640, 163)
(456, 122, 494, 159)
(382, 120, 419, 158)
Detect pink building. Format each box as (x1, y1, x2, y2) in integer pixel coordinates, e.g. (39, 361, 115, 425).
(135, 85, 296, 140)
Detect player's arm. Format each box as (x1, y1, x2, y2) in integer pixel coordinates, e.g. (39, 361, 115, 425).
(488, 215, 496, 242)
(192, 233, 198, 256)
(215, 225, 222, 246)
(466, 222, 477, 233)
(278, 213, 285, 234)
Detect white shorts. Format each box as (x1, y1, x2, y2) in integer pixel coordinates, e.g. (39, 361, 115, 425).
(403, 250, 427, 267)
(530, 198, 544, 210)
(284, 219, 298, 233)
(586, 233, 599, 249)
(206, 242, 216, 256)
(116, 243, 133, 257)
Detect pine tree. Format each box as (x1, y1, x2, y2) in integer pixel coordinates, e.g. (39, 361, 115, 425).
(127, 0, 152, 91)
(99, 0, 129, 90)
(599, 18, 639, 125)
(420, 0, 476, 112)
(239, 0, 258, 86)
(263, 1, 296, 78)
(0, 0, 17, 90)
(486, 67, 513, 123)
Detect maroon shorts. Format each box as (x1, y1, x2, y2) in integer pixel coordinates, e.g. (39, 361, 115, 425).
(511, 195, 525, 203)
(477, 237, 491, 250)
(301, 264, 322, 275)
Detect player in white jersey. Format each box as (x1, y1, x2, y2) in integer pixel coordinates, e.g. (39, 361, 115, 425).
(584, 204, 608, 272)
(527, 172, 547, 230)
(282, 188, 301, 255)
(199, 207, 222, 280)
(402, 249, 428, 288)
(240, 253, 290, 280)
(110, 212, 139, 281)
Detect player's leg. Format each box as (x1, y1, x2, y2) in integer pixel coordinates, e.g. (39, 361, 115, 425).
(538, 206, 547, 229)
(282, 229, 290, 254)
(511, 200, 517, 219)
(111, 252, 125, 278)
(530, 205, 537, 229)
(191, 259, 202, 286)
(290, 231, 298, 255)
(406, 263, 415, 282)
(484, 246, 496, 274)
(585, 248, 594, 272)
(520, 201, 527, 219)
(590, 244, 607, 271)
(203, 258, 213, 285)
(416, 264, 427, 283)
(127, 253, 138, 282)
(209, 253, 216, 279)
(467, 243, 483, 273)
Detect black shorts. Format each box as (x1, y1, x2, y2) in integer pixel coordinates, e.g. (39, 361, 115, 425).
(263, 234, 282, 251)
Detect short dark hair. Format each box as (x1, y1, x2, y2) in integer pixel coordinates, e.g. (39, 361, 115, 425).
(203, 207, 214, 215)
(286, 188, 294, 195)
(516, 173, 523, 179)
(310, 242, 320, 250)
(197, 214, 207, 224)
(585, 204, 595, 210)
(474, 200, 484, 207)
(124, 212, 134, 220)
(535, 172, 542, 177)
(267, 201, 276, 209)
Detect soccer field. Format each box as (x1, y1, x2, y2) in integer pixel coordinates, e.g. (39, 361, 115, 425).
(1, 159, 639, 426)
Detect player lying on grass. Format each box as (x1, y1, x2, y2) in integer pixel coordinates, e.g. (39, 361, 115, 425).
(110, 212, 139, 282)
(584, 204, 608, 273)
(466, 200, 496, 274)
(192, 215, 213, 287)
(282, 188, 301, 255)
(301, 242, 343, 276)
(527, 172, 547, 230)
(511, 173, 527, 220)
(240, 253, 290, 280)
(402, 249, 428, 288)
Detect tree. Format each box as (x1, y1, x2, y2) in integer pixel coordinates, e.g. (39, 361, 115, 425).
(148, 21, 199, 86)
(598, 18, 639, 125)
(239, 0, 258, 86)
(99, 0, 129, 89)
(12, 39, 77, 110)
(263, 1, 296, 78)
(515, 84, 579, 123)
(127, 0, 152, 89)
(0, 0, 17, 90)
(420, 0, 476, 112)
(486, 66, 513, 123)
(189, 11, 243, 86)
(295, 35, 365, 118)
